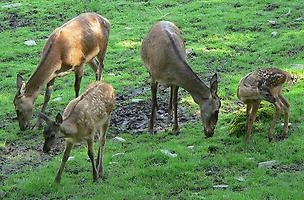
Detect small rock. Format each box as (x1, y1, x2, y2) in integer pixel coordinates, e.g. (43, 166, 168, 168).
(80, 178, 87, 183)
(68, 156, 74, 161)
(108, 73, 115, 76)
(281, 122, 291, 127)
(125, 27, 132, 31)
(258, 160, 278, 168)
(295, 17, 303, 21)
(268, 20, 276, 25)
(1, 3, 22, 8)
(161, 149, 177, 158)
(52, 96, 63, 102)
(112, 152, 125, 157)
(235, 177, 245, 182)
(112, 136, 126, 142)
(187, 145, 195, 151)
(290, 64, 304, 69)
(186, 48, 196, 58)
(24, 40, 37, 46)
(213, 184, 228, 189)
(0, 191, 6, 199)
(131, 98, 144, 103)
(271, 31, 278, 37)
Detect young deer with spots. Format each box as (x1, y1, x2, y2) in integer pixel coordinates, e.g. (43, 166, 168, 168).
(141, 21, 221, 137)
(14, 13, 110, 130)
(40, 81, 115, 183)
(237, 68, 291, 144)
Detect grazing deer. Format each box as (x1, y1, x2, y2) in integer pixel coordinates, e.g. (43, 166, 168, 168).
(141, 21, 221, 136)
(14, 12, 110, 130)
(40, 81, 115, 183)
(237, 67, 291, 144)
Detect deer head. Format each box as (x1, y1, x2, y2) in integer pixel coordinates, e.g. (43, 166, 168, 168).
(199, 73, 221, 137)
(40, 112, 63, 153)
(13, 74, 34, 130)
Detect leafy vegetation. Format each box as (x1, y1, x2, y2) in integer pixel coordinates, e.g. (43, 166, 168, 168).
(0, 0, 304, 199)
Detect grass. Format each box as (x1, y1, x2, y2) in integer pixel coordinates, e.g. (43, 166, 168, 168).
(0, 0, 304, 199)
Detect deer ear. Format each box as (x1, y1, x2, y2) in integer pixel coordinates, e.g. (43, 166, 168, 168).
(16, 74, 25, 89)
(210, 73, 218, 96)
(55, 113, 63, 124)
(39, 112, 52, 122)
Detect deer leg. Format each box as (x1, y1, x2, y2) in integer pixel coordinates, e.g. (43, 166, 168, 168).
(268, 100, 282, 142)
(172, 86, 180, 135)
(74, 66, 84, 98)
(33, 78, 55, 129)
(245, 103, 253, 130)
(279, 94, 290, 134)
(148, 80, 158, 134)
(87, 138, 98, 182)
(88, 58, 102, 81)
(168, 86, 173, 121)
(244, 101, 260, 144)
(96, 119, 109, 179)
(95, 50, 107, 81)
(54, 141, 73, 183)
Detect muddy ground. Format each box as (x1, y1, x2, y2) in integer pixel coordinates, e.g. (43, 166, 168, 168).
(0, 85, 198, 184)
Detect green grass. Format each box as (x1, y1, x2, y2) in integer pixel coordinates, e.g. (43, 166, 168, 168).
(1, 0, 304, 199)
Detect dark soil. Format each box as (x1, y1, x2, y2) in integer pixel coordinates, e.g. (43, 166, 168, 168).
(0, 11, 34, 31)
(110, 85, 199, 134)
(0, 85, 198, 184)
(0, 136, 64, 184)
(270, 164, 304, 176)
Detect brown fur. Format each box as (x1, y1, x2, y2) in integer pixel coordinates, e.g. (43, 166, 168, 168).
(141, 21, 220, 137)
(42, 81, 115, 183)
(237, 67, 291, 143)
(14, 12, 110, 130)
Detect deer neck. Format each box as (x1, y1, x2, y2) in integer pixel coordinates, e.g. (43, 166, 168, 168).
(24, 58, 58, 100)
(178, 63, 211, 105)
(60, 121, 77, 138)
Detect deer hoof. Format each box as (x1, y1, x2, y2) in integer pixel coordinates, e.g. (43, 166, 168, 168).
(268, 136, 273, 142)
(172, 127, 180, 135)
(54, 178, 61, 184)
(148, 128, 155, 134)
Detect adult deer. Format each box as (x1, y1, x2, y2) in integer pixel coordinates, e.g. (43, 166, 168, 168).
(14, 12, 110, 130)
(141, 21, 221, 136)
(40, 81, 115, 183)
(237, 67, 291, 144)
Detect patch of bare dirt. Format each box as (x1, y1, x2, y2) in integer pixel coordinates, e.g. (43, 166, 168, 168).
(0, 85, 199, 185)
(263, 3, 279, 11)
(110, 85, 198, 134)
(287, 46, 304, 57)
(270, 164, 304, 176)
(0, 136, 64, 184)
(6, 12, 33, 29)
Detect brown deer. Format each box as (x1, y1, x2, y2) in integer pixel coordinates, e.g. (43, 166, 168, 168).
(14, 12, 110, 130)
(141, 21, 221, 137)
(237, 67, 291, 144)
(40, 81, 115, 183)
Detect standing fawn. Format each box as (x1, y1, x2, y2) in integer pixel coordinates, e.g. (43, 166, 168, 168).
(141, 21, 221, 137)
(237, 68, 291, 144)
(40, 81, 115, 183)
(14, 12, 110, 130)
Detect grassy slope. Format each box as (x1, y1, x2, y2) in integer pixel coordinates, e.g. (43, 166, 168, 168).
(0, 0, 304, 199)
